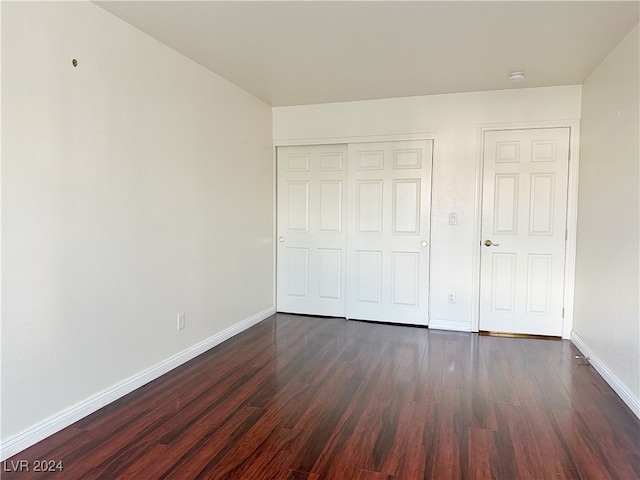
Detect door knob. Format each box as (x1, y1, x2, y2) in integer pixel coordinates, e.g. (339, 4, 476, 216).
(279, 236, 284, 243)
(484, 239, 500, 247)
(421, 241, 428, 247)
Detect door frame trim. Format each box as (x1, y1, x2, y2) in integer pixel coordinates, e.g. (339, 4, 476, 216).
(274, 132, 435, 147)
(471, 120, 580, 339)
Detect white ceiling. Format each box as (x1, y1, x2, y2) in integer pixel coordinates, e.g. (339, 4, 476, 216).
(95, 1, 639, 107)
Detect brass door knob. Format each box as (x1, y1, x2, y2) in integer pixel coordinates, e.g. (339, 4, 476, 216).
(278, 236, 285, 243)
(484, 239, 500, 247)
(421, 241, 428, 247)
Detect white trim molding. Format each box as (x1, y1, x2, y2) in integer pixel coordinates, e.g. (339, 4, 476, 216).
(471, 119, 580, 339)
(429, 318, 472, 332)
(571, 331, 640, 419)
(274, 132, 435, 147)
(0, 307, 276, 461)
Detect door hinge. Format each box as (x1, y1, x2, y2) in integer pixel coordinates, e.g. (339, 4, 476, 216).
(562, 307, 565, 318)
(565, 229, 568, 241)
(568, 149, 571, 161)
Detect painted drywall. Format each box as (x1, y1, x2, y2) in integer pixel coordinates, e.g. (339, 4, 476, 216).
(2, 2, 273, 440)
(273, 86, 582, 329)
(574, 25, 639, 401)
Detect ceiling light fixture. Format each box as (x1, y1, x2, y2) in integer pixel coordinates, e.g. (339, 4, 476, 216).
(509, 71, 525, 82)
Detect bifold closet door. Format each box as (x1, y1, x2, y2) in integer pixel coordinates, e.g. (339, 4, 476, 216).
(276, 145, 347, 317)
(346, 140, 433, 325)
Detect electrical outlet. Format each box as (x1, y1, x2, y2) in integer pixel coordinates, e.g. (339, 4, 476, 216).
(448, 292, 456, 304)
(177, 313, 185, 331)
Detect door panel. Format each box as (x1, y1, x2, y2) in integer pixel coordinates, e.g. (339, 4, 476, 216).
(286, 182, 309, 231)
(494, 174, 518, 234)
(277, 145, 347, 317)
(526, 254, 552, 314)
(529, 174, 555, 234)
(479, 128, 570, 336)
(318, 181, 342, 232)
(356, 250, 383, 304)
(391, 252, 420, 306)
(393, 179, 421, 234)
(286, 248, 309, 297)
(318, 249, 342, 299)
(356, 180, 384, 234)
(346, 140, 432, 325)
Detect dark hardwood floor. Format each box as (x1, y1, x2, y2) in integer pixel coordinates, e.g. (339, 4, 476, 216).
(4, 314, 639, 479)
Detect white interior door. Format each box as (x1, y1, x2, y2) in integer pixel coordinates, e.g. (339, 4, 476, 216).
(479, 128, 570, 336)
(277, 144, 347, 316)
(346, 140, 432, 325)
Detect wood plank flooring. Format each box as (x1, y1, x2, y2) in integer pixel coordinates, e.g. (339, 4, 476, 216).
(4, 314, 639, 479)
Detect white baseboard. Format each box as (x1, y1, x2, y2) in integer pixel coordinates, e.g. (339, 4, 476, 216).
(0, 306, 276, 461)
(429, 318, 472, 332)
(571, 331, 640, 419)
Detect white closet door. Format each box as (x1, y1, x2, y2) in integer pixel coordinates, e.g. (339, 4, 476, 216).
(346, 140, 433, 325)
(276, 145, 347, 317)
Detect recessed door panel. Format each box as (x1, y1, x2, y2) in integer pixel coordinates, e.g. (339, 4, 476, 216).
(287, 182, 309, 232)
(532, 140, 556, 162)
(356, 251, 382, 304)
(527, 254, 552, 315)
(496, 141, 520, 163)
(357, 150, 384, 170)
(491, 253, 516, 313)
(393, 179, 420, 235)
(319, 152, 344, 171)
(286, 248, 308, 298)
(357, 180, 383, 234)
(394, 148, 422, 169)
(529, 173, 555, 235)
(494, 174, 518, 235)
(287, 154, 310, 172)
(319, 181, 342, 232)
(392, 252, 419, 306)
(319, 249, 342, 300)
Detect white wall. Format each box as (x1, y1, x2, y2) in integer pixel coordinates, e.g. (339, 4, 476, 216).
(573, 25, 639, 407)
(1, 1, 273, 444)
(273, 86, 581, 330)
